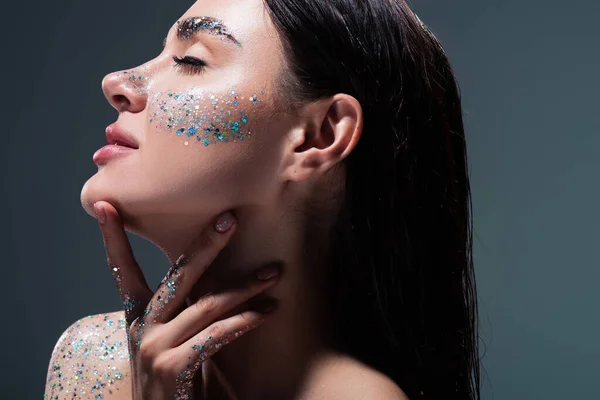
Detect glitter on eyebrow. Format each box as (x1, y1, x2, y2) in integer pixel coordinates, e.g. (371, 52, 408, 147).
(176, 16, 241, 47)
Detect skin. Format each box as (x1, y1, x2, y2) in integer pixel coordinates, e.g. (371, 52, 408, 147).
(45, 0, 408, 398)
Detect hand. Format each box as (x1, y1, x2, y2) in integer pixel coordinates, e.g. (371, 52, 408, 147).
(93, 201, 280, 400)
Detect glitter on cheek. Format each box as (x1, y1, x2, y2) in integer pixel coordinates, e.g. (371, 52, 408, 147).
(147, 87, 265, 147)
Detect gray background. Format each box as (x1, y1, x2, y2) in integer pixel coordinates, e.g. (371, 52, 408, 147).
(1, 0, 598, 398)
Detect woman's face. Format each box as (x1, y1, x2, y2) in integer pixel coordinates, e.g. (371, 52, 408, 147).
(81, 0, 290, 230)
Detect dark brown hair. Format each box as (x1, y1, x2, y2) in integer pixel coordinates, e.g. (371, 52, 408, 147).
(264, 0, 481, 398)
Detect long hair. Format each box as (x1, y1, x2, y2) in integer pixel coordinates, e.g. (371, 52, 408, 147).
(263, 0, 480, 399)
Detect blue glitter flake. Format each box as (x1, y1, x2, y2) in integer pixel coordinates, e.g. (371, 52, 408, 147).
(150, 88, 262, 147)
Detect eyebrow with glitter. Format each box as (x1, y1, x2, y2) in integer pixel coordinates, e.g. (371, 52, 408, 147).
(175, 16, 241, 47)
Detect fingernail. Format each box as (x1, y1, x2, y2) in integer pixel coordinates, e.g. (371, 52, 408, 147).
(215, 211, 235, 233)
(256, 265, 279, 280)
(94, 202, 107, 225)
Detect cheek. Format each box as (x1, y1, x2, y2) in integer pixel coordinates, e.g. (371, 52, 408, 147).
(147, 86, 262, 146)
(132, 85, 278, 212)
(136, 140, 247, 213)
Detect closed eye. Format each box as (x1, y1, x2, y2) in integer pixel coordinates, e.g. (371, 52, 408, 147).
(172, 55, 207, 75)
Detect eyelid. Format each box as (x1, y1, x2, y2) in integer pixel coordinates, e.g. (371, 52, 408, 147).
(172, 55, 208, 75)
(173, 55, 207, 66)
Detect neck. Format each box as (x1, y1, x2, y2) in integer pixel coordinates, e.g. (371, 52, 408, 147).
(125, 186, 342, 398)
(201, 247, 338, 399)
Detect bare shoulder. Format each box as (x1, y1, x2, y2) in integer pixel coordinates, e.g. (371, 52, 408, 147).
(300, 352, 409, 400)
(44, 311, 132, 400)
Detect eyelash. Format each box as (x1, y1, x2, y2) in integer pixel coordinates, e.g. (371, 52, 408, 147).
(172, 55, 207, 75)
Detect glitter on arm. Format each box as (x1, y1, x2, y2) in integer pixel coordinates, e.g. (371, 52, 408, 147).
(44, 311, 131, 400)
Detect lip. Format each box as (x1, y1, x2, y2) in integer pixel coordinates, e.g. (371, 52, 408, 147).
(93, 144, 136, 165)
(93, 123, 139, 165)
(105, 123, 139, 149)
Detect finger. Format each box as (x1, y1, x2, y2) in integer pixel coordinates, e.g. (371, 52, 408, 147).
(164, 263, 281, 346)
(170, 306, 276, 388)
(145, 211, 237, 325)
(94, 201, 153, 323)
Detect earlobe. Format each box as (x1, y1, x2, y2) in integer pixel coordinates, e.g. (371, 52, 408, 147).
(283, 94, 363, 182)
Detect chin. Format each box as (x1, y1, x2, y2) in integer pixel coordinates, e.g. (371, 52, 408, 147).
(80, 173, 161, 241)
(80, 177, 98, 219)
(80, 173, 131, 227)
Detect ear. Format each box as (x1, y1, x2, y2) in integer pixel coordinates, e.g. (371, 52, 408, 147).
(281, 94, 363, 182)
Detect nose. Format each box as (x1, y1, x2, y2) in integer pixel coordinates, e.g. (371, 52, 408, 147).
(101, 68, 149, 113)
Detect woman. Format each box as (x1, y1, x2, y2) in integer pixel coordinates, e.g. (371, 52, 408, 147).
(44, 0, 480, 399)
